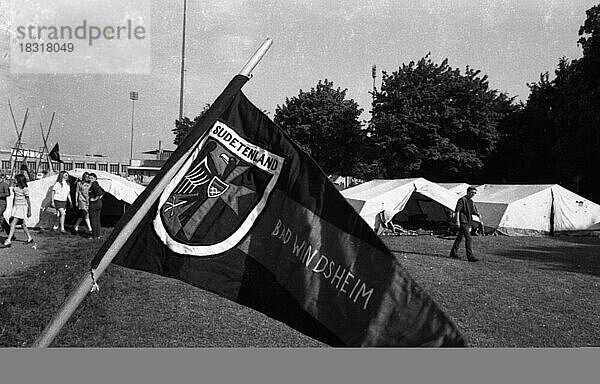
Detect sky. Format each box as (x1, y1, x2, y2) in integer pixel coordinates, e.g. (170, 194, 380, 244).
(0, 0, 597, 161)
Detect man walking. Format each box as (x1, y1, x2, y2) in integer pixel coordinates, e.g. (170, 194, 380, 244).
(449, 186, 481, 262)
(0, 173, 10, 235)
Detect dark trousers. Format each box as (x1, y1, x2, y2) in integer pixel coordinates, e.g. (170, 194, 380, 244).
(89, 200, 103, 238)
(450, 223, 473, 259)
(0, 200, 6, 234)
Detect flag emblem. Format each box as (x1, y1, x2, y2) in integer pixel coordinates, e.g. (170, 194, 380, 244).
(154, 120, 285, 256)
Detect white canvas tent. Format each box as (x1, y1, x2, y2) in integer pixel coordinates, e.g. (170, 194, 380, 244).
(437, 183, 471, 195)
(341, 178, 459, 231)
(3, 169, 144, 228)
(473, 184, 600, 236)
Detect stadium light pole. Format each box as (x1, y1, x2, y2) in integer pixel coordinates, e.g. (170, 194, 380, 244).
(129, 91, 138, 163)
(178, 0, 187, 122)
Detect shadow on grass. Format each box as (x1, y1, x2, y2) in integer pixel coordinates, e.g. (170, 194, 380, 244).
(551, 235, 600, 246)
(490, 242, 600, 277)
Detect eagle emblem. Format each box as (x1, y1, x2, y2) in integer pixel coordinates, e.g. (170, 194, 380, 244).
(154, 120, 284, 256)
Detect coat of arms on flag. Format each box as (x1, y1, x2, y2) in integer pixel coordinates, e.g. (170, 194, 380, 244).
(154, 120, 284, 256)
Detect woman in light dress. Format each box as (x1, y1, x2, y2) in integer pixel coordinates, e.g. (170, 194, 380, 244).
(1, 174, 33, 248)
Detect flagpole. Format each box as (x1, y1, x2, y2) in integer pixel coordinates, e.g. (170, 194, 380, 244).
(32, 38, 274, 348)
(239, 38, 272, 77)
(178, 0, 187, 121)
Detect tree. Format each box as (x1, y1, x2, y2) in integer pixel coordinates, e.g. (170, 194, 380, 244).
(368, 55, 513, 181)
(274, 79, 368, 176)
(572, 4, 600, 199)
(493, 4, 600, 200)
(577, 4, 600, 64)
(172, 104, 211, 146)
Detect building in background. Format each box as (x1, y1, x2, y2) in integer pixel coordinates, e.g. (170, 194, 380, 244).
(0, 148, 129, 179)
(126, 142, 174, 185)
(1, 140, 174, 185)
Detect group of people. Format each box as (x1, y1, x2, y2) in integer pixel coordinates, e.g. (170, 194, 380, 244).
(0, 174, 485, 260)
(72, 171, 105, 239)
(0, 170, 105, 248)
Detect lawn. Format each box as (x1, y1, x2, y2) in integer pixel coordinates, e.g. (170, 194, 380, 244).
(1, 228, 599, 347)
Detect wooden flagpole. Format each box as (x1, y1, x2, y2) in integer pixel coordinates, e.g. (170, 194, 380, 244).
(239, 38, 272, 77)
(32, 38, 273, 348)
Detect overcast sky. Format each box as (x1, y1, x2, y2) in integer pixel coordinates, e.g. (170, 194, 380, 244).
(0, 0, 597, 161)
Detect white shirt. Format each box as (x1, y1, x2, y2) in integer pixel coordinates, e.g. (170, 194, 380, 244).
(53, 181, 71, 201)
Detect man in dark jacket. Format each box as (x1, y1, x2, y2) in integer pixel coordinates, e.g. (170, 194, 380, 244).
(449, 186, 480, 262)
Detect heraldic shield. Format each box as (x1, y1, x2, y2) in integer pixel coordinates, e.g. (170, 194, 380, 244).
(154, 120, 284, 256)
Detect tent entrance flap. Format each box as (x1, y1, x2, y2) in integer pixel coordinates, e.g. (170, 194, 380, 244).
(392, 192, 453, 229)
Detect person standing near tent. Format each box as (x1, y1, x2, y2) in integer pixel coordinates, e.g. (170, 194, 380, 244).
(51, 170, 72, 233)
(73, 172, 93, 234)
(449, 186, 480, 262)
(0, 173, 11, 235)
(88, 173, 105, 239)
(1, 174, 33, 248)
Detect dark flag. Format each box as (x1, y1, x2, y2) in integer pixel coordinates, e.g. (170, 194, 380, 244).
(91, 75, 465, 346)
(49, 143, 64, 163)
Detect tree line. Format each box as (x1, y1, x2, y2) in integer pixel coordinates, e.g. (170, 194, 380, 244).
(174, 4, 600, 202)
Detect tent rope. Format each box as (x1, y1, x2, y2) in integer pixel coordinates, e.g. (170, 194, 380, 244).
(89, 270, 99, 293)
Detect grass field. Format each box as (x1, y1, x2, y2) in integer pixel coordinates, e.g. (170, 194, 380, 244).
(1, 228, 599, 347)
